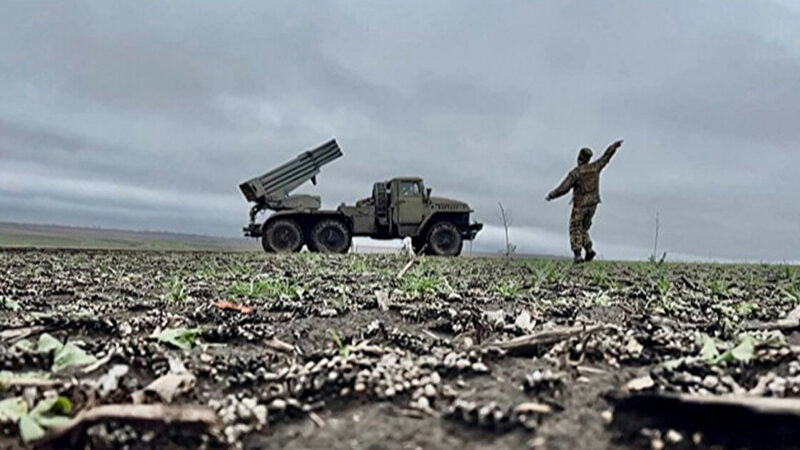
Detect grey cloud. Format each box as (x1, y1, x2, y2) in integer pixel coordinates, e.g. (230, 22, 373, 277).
(0, 0, 798, 261)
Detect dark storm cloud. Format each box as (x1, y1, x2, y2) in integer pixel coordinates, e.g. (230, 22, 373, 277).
(0, 0, 798, 261)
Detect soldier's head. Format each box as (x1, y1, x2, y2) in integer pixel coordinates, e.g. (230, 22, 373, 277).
(577, 147, 593, 165)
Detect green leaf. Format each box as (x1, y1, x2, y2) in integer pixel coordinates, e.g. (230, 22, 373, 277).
(1, 297, 20, 311)
(158, 328, 202, 350)
(52, 343, 97, 372)
(12, 339, 34, 352)
(19, 414, 45, 442)
(50, 396, 73, 415)
(327, 329, 343, 350)
(0, 397, 27, 422)
(36, 333, 63, 354)
(729, 335, 756, 363)
(31, 396, 72, 415)
(698, 335, 719, 362)
(19, 397, 74, 441)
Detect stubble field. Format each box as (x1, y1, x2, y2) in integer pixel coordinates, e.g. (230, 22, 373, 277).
(1, 249, 799, 449)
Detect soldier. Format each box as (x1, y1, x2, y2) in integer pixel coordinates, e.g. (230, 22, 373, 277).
(546, 139, 624, 263)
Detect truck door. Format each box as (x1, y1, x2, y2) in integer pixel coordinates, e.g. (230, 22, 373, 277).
(396, 180, 425, 225)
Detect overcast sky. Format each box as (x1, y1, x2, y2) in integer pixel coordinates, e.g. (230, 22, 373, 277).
(1, 1, 798, 261)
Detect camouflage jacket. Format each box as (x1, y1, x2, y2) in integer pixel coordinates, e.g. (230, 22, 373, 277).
(548, 146, 618, 208)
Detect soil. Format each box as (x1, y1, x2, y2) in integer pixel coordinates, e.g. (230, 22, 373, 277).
(1, 249, 798, 449)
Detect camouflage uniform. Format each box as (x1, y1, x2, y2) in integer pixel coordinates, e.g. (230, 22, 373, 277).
(547, 141, 621, 261)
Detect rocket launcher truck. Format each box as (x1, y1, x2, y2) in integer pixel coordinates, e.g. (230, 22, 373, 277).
(239, 139, 482, 256)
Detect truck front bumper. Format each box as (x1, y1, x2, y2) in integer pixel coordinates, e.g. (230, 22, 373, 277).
(464, 223, 483, 240)
(243, 223, 262, 238)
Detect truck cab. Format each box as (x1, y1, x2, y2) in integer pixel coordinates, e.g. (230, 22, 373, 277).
(346, 176, 481, 255)
(392, 177, 428, 233)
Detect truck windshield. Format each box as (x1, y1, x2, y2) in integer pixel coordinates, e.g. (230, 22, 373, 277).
(399, 181, 420, 196)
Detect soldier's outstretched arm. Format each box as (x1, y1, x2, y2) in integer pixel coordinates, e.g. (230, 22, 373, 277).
(598, 139, 623, 168)
(546, 171, 575, 201)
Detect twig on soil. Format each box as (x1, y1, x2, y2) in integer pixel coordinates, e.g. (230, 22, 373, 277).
(649, 315, 707, 330)
(489, 324, 608, 356)
(82, 352, 115, 374)
(745, 304, 800, 331)
(421, 329, 442, 342)
(576, 366, 607, 376)
(0, 378, 64, 389)
(514, 402, 554, 415)
(395, 408, 425, 419)
(397, 259, 416, 279)
(307, 411, 326, 427)
(35, 404, 221, 449)
(263, 338, 295, 354)
(0, 325, 49, 343)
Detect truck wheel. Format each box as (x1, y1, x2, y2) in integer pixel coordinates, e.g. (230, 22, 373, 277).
(264, 219, 304, 253)
(310, 219, 351, 254)
(426, 222, 463, 257)
(261, 230, 275, 253)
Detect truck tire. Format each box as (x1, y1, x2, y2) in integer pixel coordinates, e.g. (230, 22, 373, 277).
(264, 219, 304, 253)
(261, 230, 275, 253)
(426, 222, 463, 256)
(310, 219, 351, 254)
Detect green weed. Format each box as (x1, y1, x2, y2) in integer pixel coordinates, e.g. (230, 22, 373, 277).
(399, 271, 442, 297)
(159, 328, 203, 350)
(1, 297, 20, 311)
(709, 279, 730, 297)
(296, 252, 321, 267)
(164, 276, 187, 302)
(397, 260, 448, 297)
(225, 264, 251, 277)
(645, 273, 674, 313)
(327, 329, 351, 359)
(734, 301, 757, 317)
(782, 265, 797, 282)
(780, 283, 800, 303)
(588, 291, 612, 307)
(590, 266, 620, 290)
(492, 280, 521, 299)
(697, 333, 755, 365)
(197, 265, 219, 279)
(349, 256, 369, 273)
(526, 260, 567, 290)
(5, 395, 73, 443)
(655, 275, 671, 297)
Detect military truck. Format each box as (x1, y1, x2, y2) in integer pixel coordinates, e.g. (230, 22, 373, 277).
(239, 139, 482, 256)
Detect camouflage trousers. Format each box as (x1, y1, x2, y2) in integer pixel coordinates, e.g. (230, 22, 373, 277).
(569, 204, 597, 253)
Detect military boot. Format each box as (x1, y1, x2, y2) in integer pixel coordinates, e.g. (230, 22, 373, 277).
(584, 247, 597, 262)
(573, 251, 584, 264)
